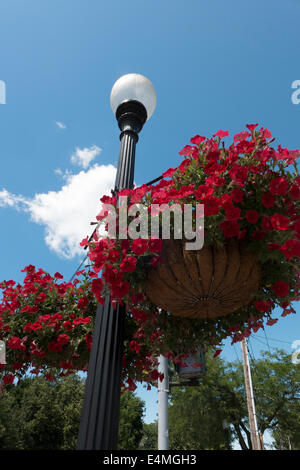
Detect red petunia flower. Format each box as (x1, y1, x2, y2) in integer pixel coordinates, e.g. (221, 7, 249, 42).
(80, 236, 89, 247)
(57, 334, 70, 345)
(3, 374, 14, 385)
(269, 177, 289, 196)
(289, 184, 300, 200)
(245, 210, 259, 224)
(219, 220, 240, 238)
(129, 340, 141, 354)
(272, 281, 290, 297)
(205, 175, 226, 187)
(91, 278, 104, 304)
(148, 238, 163, 253)
(150, 369, 160, 381)
(195, 185, 214, 200)
(246, 123, 258, 133)
(20, 265, 35, 274)
(280, 239, 300, 259)
(63, 320, 73, 331)
(225, 205, 241, 220)
(179, 145, 195, 156)
(60, 361, 74, 370)
(111, 280, 130, 299)
(162, 167, 177, 178)
(85, 333, 93, 351)
(260, 127, 272, 139)
(190, 135, 206, 145)
(126, 377, 137, 391)
(54, 272, 64, 279)
(203, 196, 220, 216)
(231, 188, 244, 203)
(233, 131, 251, 142)
(100, 195, 117, 205)
(253, 300, 273, 312)
(131, 239, 148, 256)
(77, 297, 89, 311)
(213, 130, 229, 139)
(261, 216, 273, 231)
(8, 336, 26, 351)
(228, 165, 248, 186)
(176, 184, 195, 198)
(271, 213, 290, 231)
(120, 256, 137, 273)
(261, 192, 275, 208)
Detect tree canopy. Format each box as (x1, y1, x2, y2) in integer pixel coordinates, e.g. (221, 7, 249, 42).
(0, 375, 144, 450)
(167, 348, 300, 450)
(0, 347, 298, 450)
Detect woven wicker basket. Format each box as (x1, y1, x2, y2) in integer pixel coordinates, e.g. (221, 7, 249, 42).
(145, 239, 260, 320)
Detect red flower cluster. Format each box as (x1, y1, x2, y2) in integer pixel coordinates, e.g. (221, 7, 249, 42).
(0, 265, 95, 387)
(82, 124, 299, 376)
(0, 125, 299, 390)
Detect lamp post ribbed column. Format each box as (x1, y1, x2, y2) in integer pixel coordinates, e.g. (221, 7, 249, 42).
(77, 74, 156, 450)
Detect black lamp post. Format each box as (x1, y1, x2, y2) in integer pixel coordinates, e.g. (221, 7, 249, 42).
(77, 74, 156, 450)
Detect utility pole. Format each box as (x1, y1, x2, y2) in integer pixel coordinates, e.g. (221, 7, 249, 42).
(241, 338, 261, 450)
(158, 355, 169, 450)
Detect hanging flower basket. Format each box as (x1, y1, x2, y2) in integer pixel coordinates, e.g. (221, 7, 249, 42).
(146, 238, 261, 319)
(0, 124, 299, 391)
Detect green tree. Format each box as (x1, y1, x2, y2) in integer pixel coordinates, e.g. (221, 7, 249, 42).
(272, 402, 300, 450)
(168, 348, 300, 450)
(0, 375, 145, 450)
(169, 353, 234, 450)
(0, 387, 18, 448)
(249, 349, 300, 450)
(0, 375, 84, 449)
(223, 349, 300, 449)
(55, 374, 86, 449)
(118, 391, 145, 450)
(139, 422, 158, 450)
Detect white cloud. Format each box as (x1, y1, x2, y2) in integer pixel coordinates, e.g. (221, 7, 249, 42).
(54, 168, 73, 180)
(70, 145, 102, 169)
(0, 189, 26, 209)
(0, 164, 116, 259)
(54, 168, 63, 177)
(56, 121, 66, 129)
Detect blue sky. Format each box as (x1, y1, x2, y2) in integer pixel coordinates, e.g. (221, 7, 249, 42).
(0, 0, 299, 443)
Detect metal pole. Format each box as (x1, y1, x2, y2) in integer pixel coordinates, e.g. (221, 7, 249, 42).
(158, 355, 169, 450)
(241, 338, 261, 450)
(77, 100, 147, 450)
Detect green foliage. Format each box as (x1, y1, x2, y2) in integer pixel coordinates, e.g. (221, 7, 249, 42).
(0, 375, 145, 450)
(222, 349, 300, 449)
(0, 375, 84, 449)
(249, 349, 300, 449)
(138, 422, 158, 450)
(272, 402, 300, 450)
(167, 348, 300, 450)
(0, 348, 298, 450)
(168, 352, 234, 450)
(118, 391, 145, 450)
(0, 387, 18, 448)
